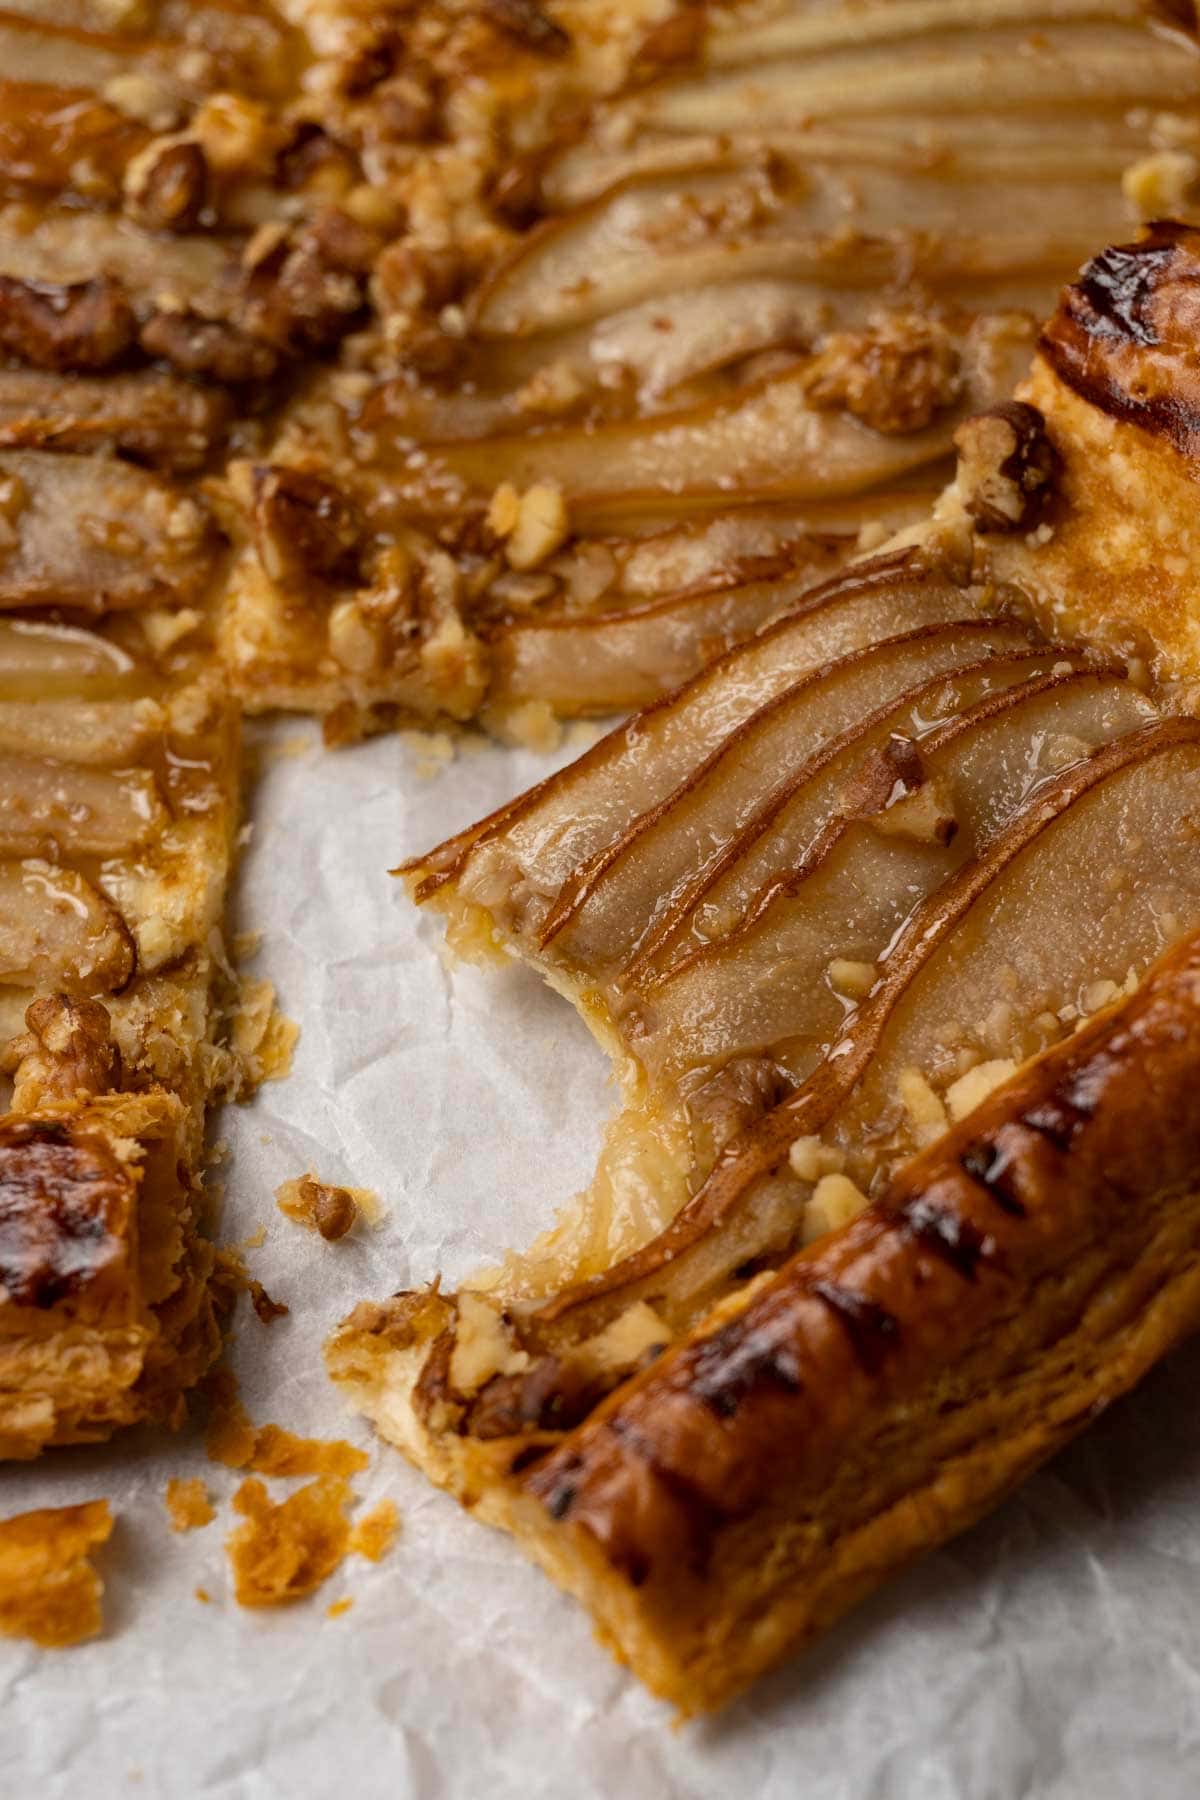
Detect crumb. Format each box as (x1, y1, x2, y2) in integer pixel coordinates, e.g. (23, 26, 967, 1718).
(326, 1597, 354, 1619)
(349, 1498, 400, 1563)
(194, 1587, 211, 1604)
(276, 1173, 379, 1240)
(249, 1279, 289, 1325)
(203, 1370, 368, 1476)
(0, 1500, 113, 1648)
(240, 1225, 267, 1250)
(262, 731, 315, 763)
(165, 1479, 215, 1534)
(247, 1424, 368, 1480)
(226, 1477, 354, 1608)
(227, 977, 299, 1094)
(231, 930, 262, 962)
(398, 728, 457, 780)
(203, 1368, 257, 1469)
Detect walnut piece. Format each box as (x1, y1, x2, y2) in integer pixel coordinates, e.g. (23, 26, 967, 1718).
(803, 313, 963, 434)
(253, 466, 363, 588)
(11, 995, 122, 1109)
(0, 277, 136, 374)
(953, 401, 1060, 533)
(123, 138, 209, 232)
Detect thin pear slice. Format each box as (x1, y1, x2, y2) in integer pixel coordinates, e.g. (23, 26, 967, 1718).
(488, 562, 847, 719)
(385, 321, 1030, 522)
(0, 366, 232, 470)
(0, 80, 149, 203)
(474, 160, 1123, 338)
(620, 26, 1200, 136)
(634, 672, 1160, 1100)
(0, 449, 211, 611)
(0, 697, 164, 765)
(628, 652, 1090, 982)
(0, 618, 144, 700)
(539, 620, 1039, 976)
(705, 0, 1146, 67)
(526, 721, 1200, 1348)
(0, 858, 134, 993)
(416, 559, 984, 929)
(542, 108, 1153, 209)
(0, 208, 230, 315)
(0, 755, 166, 857)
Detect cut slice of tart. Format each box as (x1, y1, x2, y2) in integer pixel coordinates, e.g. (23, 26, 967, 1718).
(331, 227, 1200, 1709)
(0, 612, 243, 1459)
(217, 0, 1200, 737)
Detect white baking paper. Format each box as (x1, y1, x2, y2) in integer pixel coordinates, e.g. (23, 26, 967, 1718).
(5, 720, 1200, 1800)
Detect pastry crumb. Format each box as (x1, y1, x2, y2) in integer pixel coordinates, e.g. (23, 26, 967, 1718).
(204, 1369, 367, 1476)
(249, 1279, 290, 1325)
(195, 1587, 211, 1604)
(227, 1477, 354, 1608)
(165, 1478, 215, 1534)
(349, 1498, 400, 1563)
(326, 1596, 354, 1619)
(226, 977, 299, 1094)
(0, 1500, 113, 1648)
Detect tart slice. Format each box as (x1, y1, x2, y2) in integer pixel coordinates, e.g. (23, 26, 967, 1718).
(330, 234, 1200, 1709)
(0, 614, 241, 1459)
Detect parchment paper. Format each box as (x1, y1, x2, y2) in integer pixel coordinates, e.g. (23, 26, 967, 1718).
(5, 721, 1200, 1800)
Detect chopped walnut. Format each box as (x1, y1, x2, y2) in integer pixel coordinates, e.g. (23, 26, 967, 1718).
(449, 1292, 530, 1395)
(953, 401, 1060, 533)
(1122, 149, 1199, 217)
(499, 483, 570, 570)
(123, 138, 209, 232)
(10, 996, 122, 1110)
(871, 775, 958, 846)
(897, 1066, 949, 1145)
(788, 1135, 846, 1183)
(253, 466, 363, 588)
(827, 958, 877, 1000)
(0, 277, 136, 374)
(139, 312, 279, 385)
(482, 0, 571, 55)
(802, 1172, 869, 1244)
(945, 1058, 1018, 1122)
(328, 598, 385, 674)
(803, 313, 963, 434)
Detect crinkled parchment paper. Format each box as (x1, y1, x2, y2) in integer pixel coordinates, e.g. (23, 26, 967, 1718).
(5, 723, 1200, 1800)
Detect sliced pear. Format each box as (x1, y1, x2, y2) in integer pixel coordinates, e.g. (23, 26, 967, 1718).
(488, 562, 844, 718)
(0, 448, 212, 611)
(526, 721, 1200, 1348)
(705, 0, 1146, 68)
(638, 651, 1080, 976)
(386, 319, 1031, 521)
(540, 620, 1039, 975)
(542, 109, 1154, 209)
(0, 754, 166, 857)
(634, 672, 1160, 1099)
(418, 559, 984, 926)
(621, 26, 1199, 136)
(0, 366, 232, 470)
(0, 697, 164, 764)
(475, 159, 1125, 338)
(0, 208, 230, 314)
(0, 858, 134, 993)
(0, 79, 149, 202)
(0, 617, 143, 700)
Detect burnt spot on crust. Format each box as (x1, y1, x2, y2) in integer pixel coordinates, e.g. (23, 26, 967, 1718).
(0, 1118, 132, 1309)
(897, 1195, 994, 1280)
(1039, 223, 1200, 454)
(689, 1317, 803, 1420)
(959, 1141, 1028, 1215)
(0, 277, 137, 374)
(810, 1279, 900, 1373)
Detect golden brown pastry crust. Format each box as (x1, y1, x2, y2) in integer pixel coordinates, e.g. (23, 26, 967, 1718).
(447, 934, 1200, 1713)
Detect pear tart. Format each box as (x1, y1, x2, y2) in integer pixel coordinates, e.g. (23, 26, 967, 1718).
(219, 0, 1200, 738)
(330, 240, 1200, 1707)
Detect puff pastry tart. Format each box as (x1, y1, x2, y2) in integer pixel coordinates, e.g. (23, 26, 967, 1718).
(330, 237, 1200, 1710)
